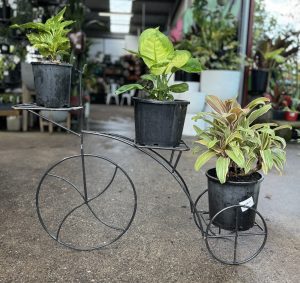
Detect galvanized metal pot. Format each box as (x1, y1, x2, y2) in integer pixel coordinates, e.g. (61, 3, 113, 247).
(206, 168, 264, 231)
(133, 97, 189, 147)
(32, 62, 72, 108)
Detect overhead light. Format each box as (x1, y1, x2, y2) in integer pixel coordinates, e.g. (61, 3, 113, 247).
(99, 12, 133, 17)
(102, 0, 133, 34)
(110, 0, 133, 13)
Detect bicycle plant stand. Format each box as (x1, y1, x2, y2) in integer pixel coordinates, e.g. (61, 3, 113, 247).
(13, 100, 267, 266)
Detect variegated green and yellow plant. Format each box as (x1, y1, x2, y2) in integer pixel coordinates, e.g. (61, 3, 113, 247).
(11, 7, 74, 62)
(193, 95, 290, 184)
(116, 27, 202, 101)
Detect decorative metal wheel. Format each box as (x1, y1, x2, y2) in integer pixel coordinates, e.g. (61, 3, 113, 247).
(192, 189, 209, 233)
(204, 205, 268, 265)
(36, 154, 137, 251)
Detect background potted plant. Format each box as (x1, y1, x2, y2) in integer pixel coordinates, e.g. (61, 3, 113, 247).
(115, 27, 202, 147)
(193, 95, 290, 230)
(176, 0, 241, 101)
(252, 34, 299, 95)
(11, 7, 74, 108)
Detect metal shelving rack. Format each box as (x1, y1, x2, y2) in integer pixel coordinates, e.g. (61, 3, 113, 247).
(13, 72, 267, 265)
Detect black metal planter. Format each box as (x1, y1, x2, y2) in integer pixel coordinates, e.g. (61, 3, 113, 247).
(133, 97, 189, 147)
(32, 62, 72, 108)
(206, 169, 263, 231)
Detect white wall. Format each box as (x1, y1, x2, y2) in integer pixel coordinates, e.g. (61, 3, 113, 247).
(124, 35, 138, 52)
(88, 38, 126, 62)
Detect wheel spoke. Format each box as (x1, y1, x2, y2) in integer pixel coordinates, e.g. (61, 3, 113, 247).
(47, 173, 85, 199)
(56, 202, 86, 240)
(85, 202, 124, 232)
(88, 166, 118, 202)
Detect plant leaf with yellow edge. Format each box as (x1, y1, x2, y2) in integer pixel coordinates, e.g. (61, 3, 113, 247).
(216, 157, 230, 184)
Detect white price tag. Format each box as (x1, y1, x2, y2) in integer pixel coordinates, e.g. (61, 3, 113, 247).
(239, 197, 254, 212)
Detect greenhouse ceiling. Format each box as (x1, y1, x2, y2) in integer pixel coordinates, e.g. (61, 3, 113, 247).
(85, 0, 181, 37)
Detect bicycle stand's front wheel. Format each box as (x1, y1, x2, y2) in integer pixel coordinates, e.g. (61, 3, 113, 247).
(36, 154, 137, 251)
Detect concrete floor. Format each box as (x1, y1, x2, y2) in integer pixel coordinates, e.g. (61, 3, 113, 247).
(0, 104, 299, 283)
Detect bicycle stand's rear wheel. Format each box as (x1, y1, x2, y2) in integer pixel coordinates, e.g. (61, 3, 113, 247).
(205, 205, 268, 265)
(36, 154, 137, 251)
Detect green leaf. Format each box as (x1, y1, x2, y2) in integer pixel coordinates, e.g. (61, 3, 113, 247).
(150, 61, 170, 75)
(225, 132, 242, 145)
(225, 149, 245, 168)
(10, 22, 48, 32)
(179, 58, 202, 73)
(260, 149, 273, 172)
(206, 95, 227, 114)
(140, 74, 156, 83)
(138, 28, 174, 68)
(263, 48, 284, 60)
(247, 104, 272, 124)
(244, 157, 256, 174)
(216, 157, 230, 184)
(273, 135, 286, 148)
(194, 151, 216, 171)
(165, 50, 191, 73)
(115, 84, 144, 95)
(10, 6, 74, 61)
(169, 83, 188, 93)
(273, 124, 292, 131)
(245, 97, 270, 110)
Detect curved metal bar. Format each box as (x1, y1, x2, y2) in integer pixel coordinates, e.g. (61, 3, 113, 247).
(36, 154, 138, 251)
(28, 109, 81, 137)
(85, 202, 124, 232)
(81, 131, 204, 237)
(205, 204, 268, 265)
(56, 202, 86, 240)
(87, 166, 118, 203)
(82, 131, 195, 206)
(47, 173, 85, 199)
(46, 171, 123, 232)
(192, 189, 208, 236)
(147, 148, 191, 199)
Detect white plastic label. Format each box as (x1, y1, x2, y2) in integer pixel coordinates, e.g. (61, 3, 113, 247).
(239, 197, 254, 212)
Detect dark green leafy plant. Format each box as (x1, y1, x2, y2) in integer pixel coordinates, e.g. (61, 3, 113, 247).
(176, 0, 240, 70)
(115, 27, 202, 101)
(193, 95, 290, 184)
(10, 7, 74, 62)
(254, 34, 300, 93)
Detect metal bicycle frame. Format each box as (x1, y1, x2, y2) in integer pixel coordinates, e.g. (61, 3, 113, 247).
(13, 69, 268, 264)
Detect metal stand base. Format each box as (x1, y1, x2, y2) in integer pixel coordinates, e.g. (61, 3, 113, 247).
(13, 101, 268, 264)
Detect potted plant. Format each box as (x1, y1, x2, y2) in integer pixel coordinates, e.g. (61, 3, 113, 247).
(11, 7, 75, 108)
(252, 34, 299, 94)
(176, 0, 241, 100)
(193, 95, 290, 230)
(284, 107, 299, 121)
(252, 46, 285, 94)
(115, 27, 202, 147)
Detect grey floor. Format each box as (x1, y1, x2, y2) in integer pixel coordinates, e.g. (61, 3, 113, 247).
(0, 104, 299, 283)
